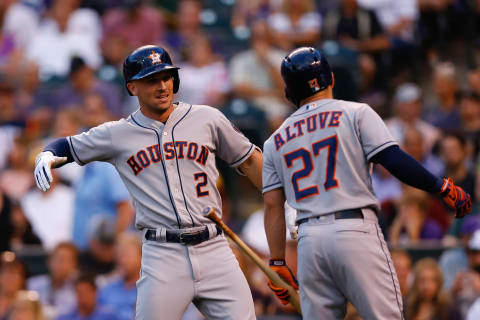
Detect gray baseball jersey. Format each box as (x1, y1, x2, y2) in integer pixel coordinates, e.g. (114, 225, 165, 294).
(67, 102, 257, 320)
(68, 102, 256, 230)
(263, 98, 397, 221)
(263, 98, 404, 319)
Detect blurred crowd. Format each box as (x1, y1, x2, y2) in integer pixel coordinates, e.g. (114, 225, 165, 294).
(2, 0, 480, 319)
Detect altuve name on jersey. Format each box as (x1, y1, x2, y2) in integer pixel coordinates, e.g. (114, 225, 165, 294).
(126, 141, 209, 175)
(274, 111, 343, 151)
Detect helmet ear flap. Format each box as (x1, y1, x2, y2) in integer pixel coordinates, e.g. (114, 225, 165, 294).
(172, 70, 180, 93)
(284, 87, 299, 107)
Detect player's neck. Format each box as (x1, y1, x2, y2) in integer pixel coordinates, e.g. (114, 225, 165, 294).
(141, 104, 175, 123)
(299, 88, 333, 106)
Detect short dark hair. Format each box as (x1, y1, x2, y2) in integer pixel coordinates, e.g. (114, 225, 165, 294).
(75, 273, 97, 289)
(443, 131, 466, 148)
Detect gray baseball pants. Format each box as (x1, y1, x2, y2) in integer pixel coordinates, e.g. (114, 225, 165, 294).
(297, 208, 404, 320)
(135, 235, 256, 320)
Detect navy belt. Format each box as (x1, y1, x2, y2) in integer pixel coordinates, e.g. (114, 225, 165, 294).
(145, 225, 222, 245)
(297, 209, 363, 226)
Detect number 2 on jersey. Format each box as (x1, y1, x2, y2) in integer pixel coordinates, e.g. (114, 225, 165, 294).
(283, 134, 338, 202)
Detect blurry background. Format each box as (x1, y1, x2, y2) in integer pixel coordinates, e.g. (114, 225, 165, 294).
(2, 0, 480, 319)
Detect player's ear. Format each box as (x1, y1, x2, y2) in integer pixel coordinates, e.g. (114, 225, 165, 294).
(127, 81, 138, 96)
(331, 72, 335, 89)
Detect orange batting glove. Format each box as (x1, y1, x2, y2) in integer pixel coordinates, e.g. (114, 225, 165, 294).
(439, 178, 472, 219)
(267, 259, 299, 305)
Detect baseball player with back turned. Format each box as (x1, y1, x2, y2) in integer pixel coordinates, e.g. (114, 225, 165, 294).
(33, 45, 262, 320)
(262, 47, 472, 319)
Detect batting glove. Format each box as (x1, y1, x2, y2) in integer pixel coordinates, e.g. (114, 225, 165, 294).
(439, 178, 472, 219)
(34, 151, 67, 192)
(268, 259, 299, 305)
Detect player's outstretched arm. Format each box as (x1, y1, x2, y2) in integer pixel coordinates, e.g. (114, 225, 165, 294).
(34, 138, 74, 192)
(238, 149, 263, 190)
(371, 145, 472, 218)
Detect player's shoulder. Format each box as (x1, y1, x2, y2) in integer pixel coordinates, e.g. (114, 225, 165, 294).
(185, 102, 225, 119)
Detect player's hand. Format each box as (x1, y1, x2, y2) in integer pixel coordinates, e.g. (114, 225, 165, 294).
(34, 151, 67, 192)
(267, 259, 299, 305)
(439, 178, 472, 218)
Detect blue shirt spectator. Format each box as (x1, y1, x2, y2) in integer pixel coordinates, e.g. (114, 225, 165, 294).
(98, 277, 136, 320)
(57, 306, 119, 320)
(73, 161, 130, 249)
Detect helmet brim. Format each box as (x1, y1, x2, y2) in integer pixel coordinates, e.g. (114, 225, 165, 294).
(129, 64, 180, 81)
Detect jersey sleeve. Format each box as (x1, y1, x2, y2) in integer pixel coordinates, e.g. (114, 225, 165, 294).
(357, 104, 398, 161)
(68, 122, 116, 165)
(262, 140, 283, 193)
(213, 109, 258, 167)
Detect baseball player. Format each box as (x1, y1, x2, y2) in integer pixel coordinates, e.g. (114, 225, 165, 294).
(262, 47, 472, 319)
(33, 45, 262, 320)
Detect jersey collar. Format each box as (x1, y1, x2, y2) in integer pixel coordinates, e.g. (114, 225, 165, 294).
(132, 102, 187, 130)
(294, 98, 336, 115)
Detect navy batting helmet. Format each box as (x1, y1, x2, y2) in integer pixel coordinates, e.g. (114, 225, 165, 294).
(281, 47, 332, 106)
(123, 45, 180, 96)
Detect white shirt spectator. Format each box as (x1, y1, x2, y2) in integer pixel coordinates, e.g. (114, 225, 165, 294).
(177, 61, 230, 106)
(26, 8, 102, 79)
(358, 0, 418, 42)
(21, 184, 74, 251)
(0, 126, 20, 170)
(468, 297, 480, 320)
(268, 11, 322, 35)
(2, 2, 39, 49)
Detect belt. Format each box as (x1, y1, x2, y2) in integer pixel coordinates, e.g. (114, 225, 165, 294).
(297, 209, 363, 226)
(145, 225, 222, 245)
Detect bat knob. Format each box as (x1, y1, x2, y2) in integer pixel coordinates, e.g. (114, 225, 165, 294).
(202, 207, 213, 216)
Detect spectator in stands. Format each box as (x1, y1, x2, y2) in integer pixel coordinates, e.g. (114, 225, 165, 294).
(8, 290, 44, 320)
(0, 194, 41, 253)
(322, 0, 390, 54)
(402, 126, 443, 177)
(451, 230, 480, 319)
(391, 249, 412, 302)
(389, 187, 444, 245)
(459, 91, 480, 164)
(439, 133, 476, 199)
(0, 136, 34, 201)
(27, 242, 78, 318)
(230, 20, 289, 130)
(26, 0, 102, 79)
(0, 252, 27, 320)
(386, 83, 440, 155)
(102, 0, 165, 51)
(405, 257, 460, 320)
(424, 62, 461, 130)
(267, 0, 321, 50)
(177, 34, 230, 107)
(0, 82, 22, 171)
(57, 274, 119, 320)
(20, 170, 74, 251)
(97, 233, 140, 320)
(322, 0, 390, 99)
(231, 0, 275, 38)
(54, 57, 123, 117)
(166, 0, 205, 56)
(78, 220, 117, 277)
(71, 160, 132, 250)
(358, 0, 418, 79)
(1, 0, 39, 51)
(441, 216, 480, 290)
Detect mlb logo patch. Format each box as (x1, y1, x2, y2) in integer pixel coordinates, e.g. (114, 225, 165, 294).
(149, 51, 162, 64)
(308, 78, 320, 92)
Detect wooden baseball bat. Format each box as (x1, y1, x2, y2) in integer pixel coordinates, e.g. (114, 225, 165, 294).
(202, 207, 302, 314)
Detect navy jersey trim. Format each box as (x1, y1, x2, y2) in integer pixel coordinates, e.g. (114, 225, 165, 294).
(229, 143, 254, 167)
(171, 104, 195, 227)
(68, 136, 86, 165)
(131, 113, 182, 228)
(366, 141, 397, 160)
